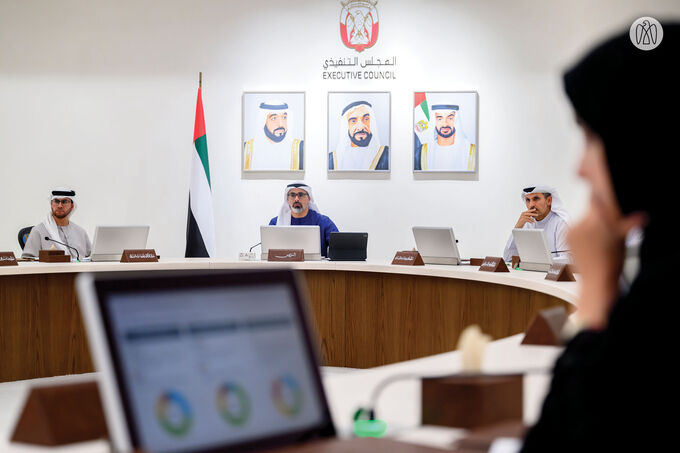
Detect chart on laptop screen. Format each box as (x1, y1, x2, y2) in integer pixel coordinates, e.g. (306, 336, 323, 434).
(105, 284, 324, 453)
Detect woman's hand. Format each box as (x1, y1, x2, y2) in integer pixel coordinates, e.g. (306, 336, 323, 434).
(568, 197, 646, 330)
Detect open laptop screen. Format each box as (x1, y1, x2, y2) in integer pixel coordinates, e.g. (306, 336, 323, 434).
(93, 271, 333, 453)
(260, 226, 321, 261)
(91, 225, 150, 261)
(511, 228, 554, 271)
(412, 227, 461, 265)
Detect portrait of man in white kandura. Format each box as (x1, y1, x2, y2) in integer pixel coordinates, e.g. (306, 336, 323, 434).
(413, 92, 477, 172)
(242, 93, 304, 171)
(328, 92, 390, 171)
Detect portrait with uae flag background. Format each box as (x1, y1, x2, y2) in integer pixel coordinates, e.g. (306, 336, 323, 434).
(413, 91, 478, 173)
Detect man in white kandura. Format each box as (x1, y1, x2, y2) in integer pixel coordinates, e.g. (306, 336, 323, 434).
(502, 185, 569, 262)
(329, 100, 389, 171)
(243, 100, 303, 171)
(415, 104, 476, 171)
(22, 188, 92, 261)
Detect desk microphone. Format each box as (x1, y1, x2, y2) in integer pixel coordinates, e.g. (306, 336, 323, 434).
(44, 237, 80, 261)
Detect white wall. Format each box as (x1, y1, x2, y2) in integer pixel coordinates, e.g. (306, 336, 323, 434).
(1, 0, 678, 259)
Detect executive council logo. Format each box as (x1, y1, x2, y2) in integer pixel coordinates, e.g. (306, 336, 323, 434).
(340, 0, 379, 52)
(630, 17, 663, 51)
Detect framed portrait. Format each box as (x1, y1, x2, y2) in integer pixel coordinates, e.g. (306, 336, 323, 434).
(413, 91, 478, 173)
(242, 92, 305, 172)
(327, 92, 390, 172)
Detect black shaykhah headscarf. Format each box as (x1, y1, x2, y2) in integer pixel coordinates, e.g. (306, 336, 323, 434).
(522, 22, 679, 452)
(563, 22, 679, 265)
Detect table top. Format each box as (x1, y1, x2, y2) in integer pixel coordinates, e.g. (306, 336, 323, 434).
(0, 334, 560, 452)
(0, 259, 578, 306)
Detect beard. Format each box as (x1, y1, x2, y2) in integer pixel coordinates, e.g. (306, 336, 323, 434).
(436, 125, 455, 139)
(349, 130, 373, 147)
(52, 209, 70, 219)
(291, 203, 305, 214)
(264, 124, 287, 143)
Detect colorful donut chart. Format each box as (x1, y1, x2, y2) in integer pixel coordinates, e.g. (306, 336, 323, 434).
(271, 374, 303, 416)
(155, 390, 193, 437)
(216, 381, 251, 426)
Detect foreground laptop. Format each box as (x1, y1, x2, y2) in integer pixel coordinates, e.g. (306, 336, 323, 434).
(412, 227, 461, 265)
(260, 226, 321, 261)
(511, 228, 556, 272)
(91, 226, 150, 262)
(77, 269, 337, 453)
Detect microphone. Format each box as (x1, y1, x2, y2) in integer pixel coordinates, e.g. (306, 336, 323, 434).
(44, 236, 80, 261)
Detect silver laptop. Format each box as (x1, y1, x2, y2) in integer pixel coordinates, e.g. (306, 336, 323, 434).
(512, 228, 554, 272)
(91, 226, 150, 262)
(260, 225, 321, 261)
(412, 226, 461, 265)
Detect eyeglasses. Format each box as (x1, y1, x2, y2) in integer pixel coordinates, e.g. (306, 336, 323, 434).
(51, 199, 72, 205)
(287, 192, 309, 199)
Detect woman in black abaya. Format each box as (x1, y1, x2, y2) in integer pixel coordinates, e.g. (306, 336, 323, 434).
(522, 22, 678, 452)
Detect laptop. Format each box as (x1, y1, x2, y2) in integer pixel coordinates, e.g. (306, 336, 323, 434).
(260, 226, 321, 261)
(328, 232, 368, 261)
(511, 228, 554, 272)
(412, 227, 461, 265)
(77, 270, 420, 453)
(91, 226, 150, 262)
(77, 269, 333, 453)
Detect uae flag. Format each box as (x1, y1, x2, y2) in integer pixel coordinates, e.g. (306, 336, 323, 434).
(185, 86, 216, 257)
(413, 92, 430, 145)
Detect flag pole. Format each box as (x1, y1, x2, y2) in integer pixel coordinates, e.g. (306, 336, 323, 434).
(186, 70, 215, 258)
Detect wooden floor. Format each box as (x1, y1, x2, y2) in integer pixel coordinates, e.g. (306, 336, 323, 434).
(0, 270, 572, 382)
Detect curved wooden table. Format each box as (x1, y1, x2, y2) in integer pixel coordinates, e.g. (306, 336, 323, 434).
(0, 260, 577, 382)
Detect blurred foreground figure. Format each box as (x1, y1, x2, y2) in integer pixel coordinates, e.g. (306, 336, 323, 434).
(522, 22, 679, 452)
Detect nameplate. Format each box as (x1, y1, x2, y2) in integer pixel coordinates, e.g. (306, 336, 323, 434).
(469, 258, 484, 266)
(478, 256, 509, 273)
(11, 381, 107, 446)
(121, 249, 158, 262)
(267, 249, 304, 262)
(522, 306, 568, 346)
(391, 251, 424, 266)
(0, 251, 18, 266)
(545, 263, 576, 282)
(39, 249, 70, 263)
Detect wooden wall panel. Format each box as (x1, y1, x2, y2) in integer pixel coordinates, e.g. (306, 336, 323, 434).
(304, 271, 572, 369)
(303, 270, 346, 367)
(1, 269, 573, 381)
(1, 274, 93, 382)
